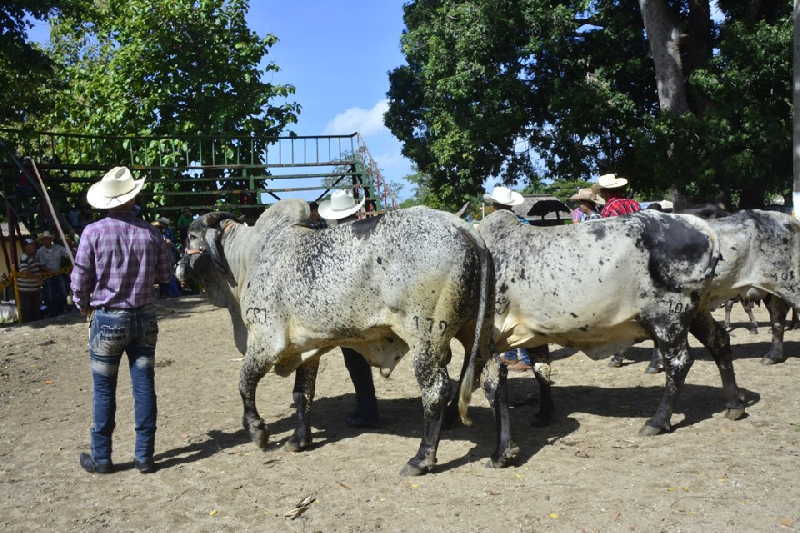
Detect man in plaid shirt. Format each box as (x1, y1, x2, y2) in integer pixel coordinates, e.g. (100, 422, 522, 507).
(71, 167, 171, 475)
(595, 173, 641, 218)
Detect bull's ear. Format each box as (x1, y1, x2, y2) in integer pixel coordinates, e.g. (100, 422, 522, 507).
(203, 228, 237, 286)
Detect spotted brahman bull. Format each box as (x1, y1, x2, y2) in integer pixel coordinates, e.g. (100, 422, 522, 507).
(458, 209, 748, 438)
(176, 199, 500, 475)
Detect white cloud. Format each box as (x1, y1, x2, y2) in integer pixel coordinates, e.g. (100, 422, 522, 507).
(324, 100, 389, 136)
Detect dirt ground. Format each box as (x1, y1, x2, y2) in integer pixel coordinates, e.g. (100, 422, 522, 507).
(1, 297, 799, 532)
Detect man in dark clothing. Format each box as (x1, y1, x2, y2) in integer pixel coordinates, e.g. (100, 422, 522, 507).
(314, 192, 380, 427)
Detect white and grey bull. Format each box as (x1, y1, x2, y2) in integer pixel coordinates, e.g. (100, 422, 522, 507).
(176, 199, 499, 475)
(647, 210, 800, 368)
(458, 209, 748, 437)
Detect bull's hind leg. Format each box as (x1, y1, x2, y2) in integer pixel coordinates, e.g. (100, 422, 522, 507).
(763, 295, 789, 365)
(640, 315, 694, 436)
(482, 358, 519, 468)
(240, 355, 272, 450)
(285, 358, 320, 452)
(690, 311, 746, 420)
(400, 344, 450, 476)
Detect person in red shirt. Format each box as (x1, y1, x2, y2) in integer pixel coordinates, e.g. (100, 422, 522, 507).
(594, 174, 641, 218)
(594, 173, 641, 368)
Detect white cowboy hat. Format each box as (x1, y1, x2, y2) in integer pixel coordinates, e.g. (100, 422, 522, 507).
(86, 166, 146, 209)
(569, 188, 605, 205)
(596, 173, 628, 190)
(318, 189, 365, 220)
(483, 186, 524, 206)
(660, 199, 674, 210)
(37, 230, 54, 242)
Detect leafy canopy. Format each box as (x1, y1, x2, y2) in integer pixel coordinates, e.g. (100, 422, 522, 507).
(386, 0, 791, 208)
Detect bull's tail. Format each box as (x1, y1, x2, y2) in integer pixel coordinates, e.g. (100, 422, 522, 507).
(458, 244, 492, 426)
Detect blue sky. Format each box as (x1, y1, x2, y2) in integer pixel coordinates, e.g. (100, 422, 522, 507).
(29, 1, 419, 202)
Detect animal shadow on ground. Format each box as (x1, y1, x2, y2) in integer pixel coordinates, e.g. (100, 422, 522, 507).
(619, 342, 798, 365)
(150, 371, 760, 473)
(148, 393, 580, 474)
(512, 373, 760, 434)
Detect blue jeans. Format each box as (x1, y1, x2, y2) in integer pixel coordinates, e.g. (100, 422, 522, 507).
(500, 348, 532, 365)
(88, 306, 158, 465)
(42, 276, 66, 316)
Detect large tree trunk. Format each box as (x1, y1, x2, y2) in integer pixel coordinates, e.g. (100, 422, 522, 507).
(638, 0, 690, 114)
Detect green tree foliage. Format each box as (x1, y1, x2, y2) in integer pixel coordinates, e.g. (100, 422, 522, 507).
(4, 0, 300, 212)
(386, 0, 791, 208)
(39, 0, 299, 137)
(0, 1, 84, 121)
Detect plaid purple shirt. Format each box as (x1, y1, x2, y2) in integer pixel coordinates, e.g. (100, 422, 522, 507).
(70, 212, 171, 309)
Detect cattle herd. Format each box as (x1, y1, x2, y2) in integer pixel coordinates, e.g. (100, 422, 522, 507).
(175, 199, 800, 476)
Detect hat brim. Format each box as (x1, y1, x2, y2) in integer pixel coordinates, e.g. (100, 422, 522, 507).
(597, 177, 628, 190)
(483, 191, 525, 206)
(86, 178, 146, 209)
(318, 195, 365, 220)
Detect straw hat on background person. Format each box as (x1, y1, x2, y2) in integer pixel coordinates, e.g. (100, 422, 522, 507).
(37, 230, 55, 243)
(86, 166, 145, 209)
(569, 188, 605, 206)
(318, 190, 365, 220)
(484, 186, 524, 207)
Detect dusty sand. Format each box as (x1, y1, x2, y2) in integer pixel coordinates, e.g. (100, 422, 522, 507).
(1, 297, 798, 532)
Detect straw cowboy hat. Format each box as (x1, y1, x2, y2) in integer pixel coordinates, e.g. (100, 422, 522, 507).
(318, 189, 365, 220)
(86, 166, 146, 209)
(595, 173, 628, 190)
(483, 186, 524, 206)
(569, 188, 605, 205)
(37, 230, 54, 243)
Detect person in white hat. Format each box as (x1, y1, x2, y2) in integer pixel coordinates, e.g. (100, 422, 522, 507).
(314, 190, 379, 427)
(593, 173, 641, 218)
(70, 166, 172, 474)
(593, 174, 641, 368)
(35, 229, 70, 316)
(317, 189, 365, 223)
(568, 188, 603, 223)
(484, 186, 541, 371)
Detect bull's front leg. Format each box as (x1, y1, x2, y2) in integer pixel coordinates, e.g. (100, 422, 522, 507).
(690, 310, 746, 420)
(400, 346, 450, 476)
(762, 295, 789, 365)
(240, 354, 272, 450)
(723, 300, 734, 330)
(285, 359, 319, 452)
(743, 300, 760, 334)
(640, 330, 694, 437)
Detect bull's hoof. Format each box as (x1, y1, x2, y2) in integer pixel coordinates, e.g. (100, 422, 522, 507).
(761, 356, 782, 366)
(284, 435, 311, 452)
(725, 407, 746, 421)
(247, 422, 269, 450)
(639, 423, 665, 437)
(399, 461, 430, 476)
(486, 443, 520, 468)
(748, 328, 759, 335)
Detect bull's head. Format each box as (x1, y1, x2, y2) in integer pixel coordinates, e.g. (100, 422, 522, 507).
(176, 212, 237, 291)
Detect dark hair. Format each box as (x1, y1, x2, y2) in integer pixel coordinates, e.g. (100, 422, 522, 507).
(308, 201, 320, 210)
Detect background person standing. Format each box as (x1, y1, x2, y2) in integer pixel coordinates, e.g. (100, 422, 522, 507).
(70, 166, 171, 474)
(317, 191, 380, 427)
(593, 173, 641, 367)
(17, 238, 43, 323)
(36, 230, 70, 317)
